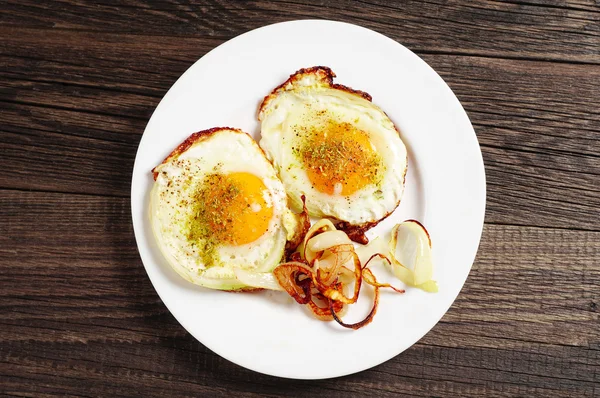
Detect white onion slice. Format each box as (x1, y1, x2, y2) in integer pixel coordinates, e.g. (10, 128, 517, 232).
(302, 219, 337, 263)
(307, 230, 353, 253)
(313, 251, 336, 272)
(389, 220, 438, 292)
(233, 269, 283, 291)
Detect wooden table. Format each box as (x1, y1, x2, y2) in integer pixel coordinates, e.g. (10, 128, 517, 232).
(2, 1, 599, 396)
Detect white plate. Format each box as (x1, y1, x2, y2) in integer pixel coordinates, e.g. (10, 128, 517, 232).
(131, 20, 485, 379)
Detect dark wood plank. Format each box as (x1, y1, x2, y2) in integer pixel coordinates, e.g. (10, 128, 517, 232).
(1, 75, 156, 121)
(2, 339, 598, 397)
(500, 0, 600, 13)
(2, 29, 598, 148)
(484, 145, 600, 231)
(425, 55, 600, 148)
(0, 26, 221, 97)
(0, 101, 143, 143)
(1, 33, 599, 228)
(1, 0, 599, 63)
(0, 127, 137, 197)
(1, 191, 598, 396)
(2, 1, 599, 395)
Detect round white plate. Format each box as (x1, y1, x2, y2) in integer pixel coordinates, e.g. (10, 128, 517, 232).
(131, 20, 485, 379)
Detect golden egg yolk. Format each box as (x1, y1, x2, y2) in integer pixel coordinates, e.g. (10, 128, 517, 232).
(188, 172, 273, 246)
(297, 121, 382, 196)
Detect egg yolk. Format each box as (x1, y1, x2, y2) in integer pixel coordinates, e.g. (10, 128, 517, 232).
(297, 120, 382, 196)
(188, 172, 273, 246)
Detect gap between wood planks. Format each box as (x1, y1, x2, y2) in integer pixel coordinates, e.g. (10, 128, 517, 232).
(493, 0, 600, 14)
(416, 49, 600, 66)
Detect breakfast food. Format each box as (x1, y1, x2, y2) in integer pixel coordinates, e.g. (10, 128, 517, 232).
(148, 68, 436, 327)
(258, 67, 408, 242)
(268, 218, 436, 329)
(389, 220, 438, 292)
(149, 127, 305, 290)
(273, 219, 405, 329)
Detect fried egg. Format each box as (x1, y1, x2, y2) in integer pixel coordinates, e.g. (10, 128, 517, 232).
(258, 67, 408, 228)
(150, 128, 293, 290)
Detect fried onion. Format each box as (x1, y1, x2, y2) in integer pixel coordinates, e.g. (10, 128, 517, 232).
(302, 219, 337, 264)
(272, 220, 406, 330)
(272, 262, 313, 304)
(329, 287, 380, 330)
(362, 254, 405, 293)
(307, 287, 346, 321)
(314, 250, 362, 305)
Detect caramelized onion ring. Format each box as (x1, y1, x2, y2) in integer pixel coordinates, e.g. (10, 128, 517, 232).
(362, 253, 391, 269)
(362, 268, 405, 293)
(273, 262, 314, 304)
(362, 254, 405, 293)
(314, 252, 339, 286)
(307, 288, 346, 321)
(329, 286, 380, 330)
(315, 251, 362, 304)
(313, 244, 353, 286)
(275, 218, 408, 329)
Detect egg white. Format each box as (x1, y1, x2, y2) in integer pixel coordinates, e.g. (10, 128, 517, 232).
(259, 69, 407, 225)
(150, 129, 288, 290)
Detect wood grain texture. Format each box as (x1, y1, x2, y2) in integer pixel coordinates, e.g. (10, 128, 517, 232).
(1, 191, 599, 397)
(1, 0, 599, 396)
(1, 0, 599, 63)
(2, 28, 599, 228)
